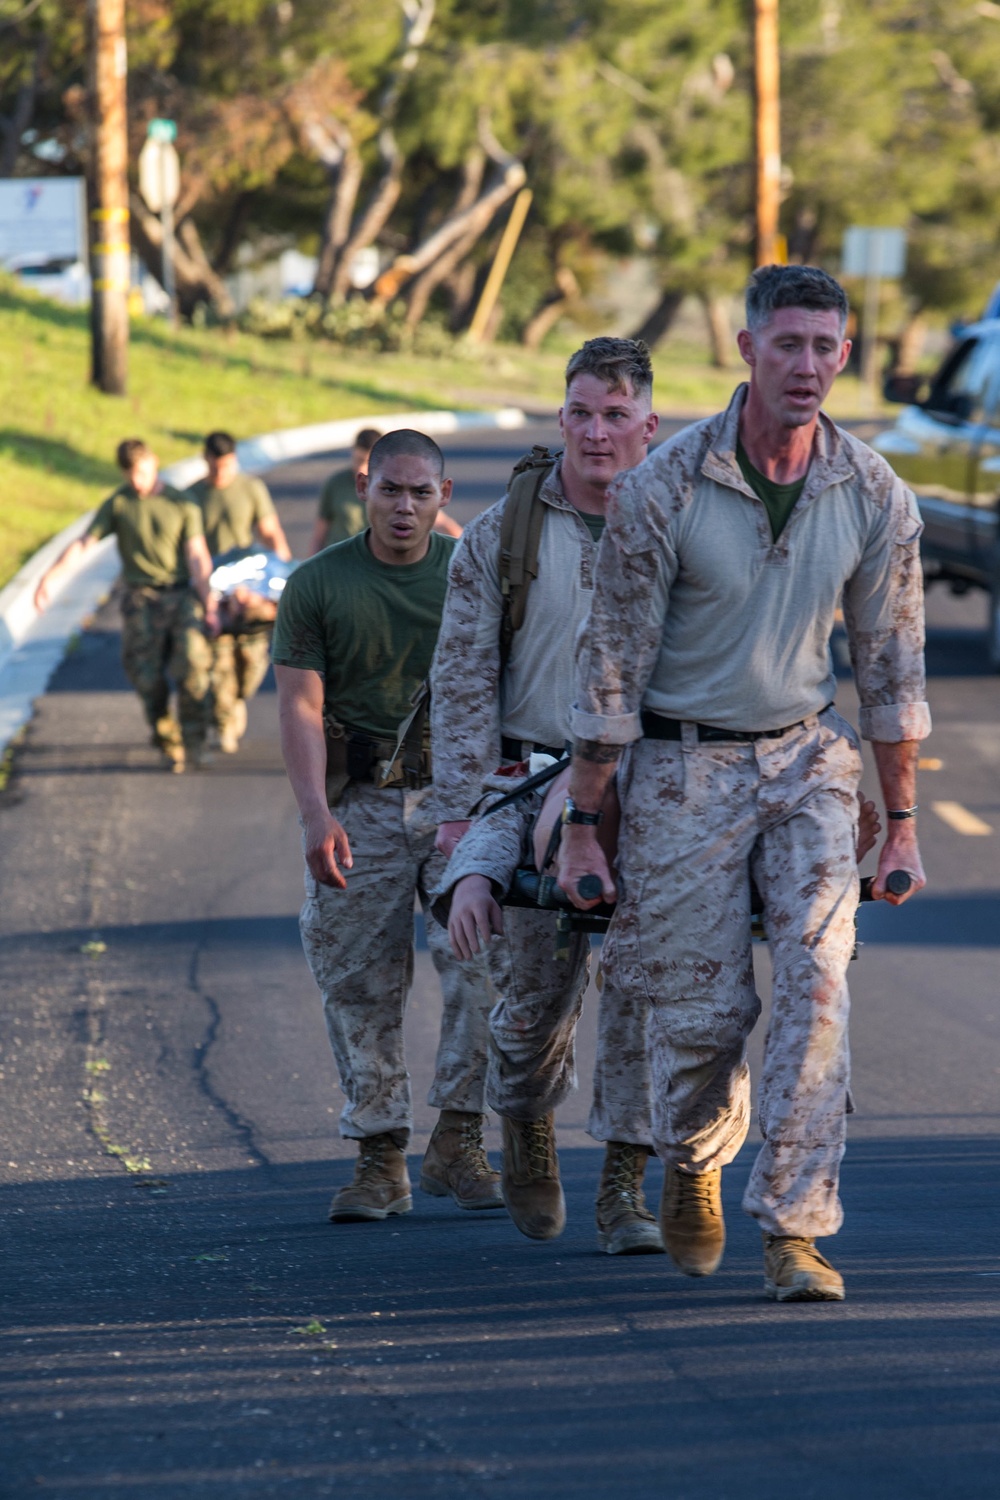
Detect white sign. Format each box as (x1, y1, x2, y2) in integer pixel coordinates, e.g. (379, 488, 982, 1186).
(0, 178, 86, 269)
(842, 226, 907, 280)
(138, 138, 180, 213)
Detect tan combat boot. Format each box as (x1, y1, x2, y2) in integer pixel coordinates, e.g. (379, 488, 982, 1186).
(595, 1142, 665, 1255)
(420, 1111, 504, 1210)
(153, 716, 185, 773)
(328, 1133, 413, 1223)
(763, 1233, 845, 1302)
(659, 1165, 725, 1276)
(219, 699, 247, 755)
(501, 1114, 565, 1241)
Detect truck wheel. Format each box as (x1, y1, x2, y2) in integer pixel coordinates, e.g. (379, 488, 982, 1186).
(990, 574, 1000, 672)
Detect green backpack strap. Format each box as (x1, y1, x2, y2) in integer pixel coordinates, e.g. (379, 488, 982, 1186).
(498, 446, 560, 672)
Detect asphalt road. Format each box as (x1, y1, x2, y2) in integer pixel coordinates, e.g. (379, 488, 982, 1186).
(1, 420, 999, 1499)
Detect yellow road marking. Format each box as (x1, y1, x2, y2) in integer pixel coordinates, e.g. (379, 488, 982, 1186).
(931, 801, 993, 836)
(919, 757, 943, 770)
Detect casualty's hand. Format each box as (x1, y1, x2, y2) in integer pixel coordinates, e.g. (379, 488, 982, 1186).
(435, 819, 471, 859)
(448, 874, 503, 960)
(872, 821, 925, 905)
(556, 824, 617, 910)
(34, 575, 52, 612)
(303, 808, 353, 889)
(856, 795, 881, 864)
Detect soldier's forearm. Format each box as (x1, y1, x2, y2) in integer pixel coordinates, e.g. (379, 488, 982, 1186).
(871, 739, 919, 815)
(568, 738, 620, 813)
(278, 698, 330, 821)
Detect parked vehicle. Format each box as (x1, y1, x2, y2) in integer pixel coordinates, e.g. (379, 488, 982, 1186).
(876, 318, 1000, 668)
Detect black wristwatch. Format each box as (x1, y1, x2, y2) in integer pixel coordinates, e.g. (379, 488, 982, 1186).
(563, 796, 603, 826)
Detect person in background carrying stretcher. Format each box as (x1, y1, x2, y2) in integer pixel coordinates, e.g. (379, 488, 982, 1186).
(273, 430, 504, 1226)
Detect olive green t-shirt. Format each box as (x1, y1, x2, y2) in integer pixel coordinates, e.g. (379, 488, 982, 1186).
(736, 440, 806, 542)
(317, 467, 366, 548)
(576, 510, 607, 545)
(87, 484, 203, 587)
(187, 473, 275, 556)
(272, 530, 457, 740)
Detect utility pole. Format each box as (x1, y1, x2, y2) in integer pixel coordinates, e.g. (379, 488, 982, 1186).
(88, 0, 129, 394)
(753, 0, 781, 267)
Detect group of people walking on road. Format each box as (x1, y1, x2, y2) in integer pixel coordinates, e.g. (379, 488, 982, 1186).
(272, 263, 929, 1305)
(35, 262, 929, 1304)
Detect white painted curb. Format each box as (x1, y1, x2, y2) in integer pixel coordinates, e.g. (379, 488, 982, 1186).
(0, 405, 526, 757)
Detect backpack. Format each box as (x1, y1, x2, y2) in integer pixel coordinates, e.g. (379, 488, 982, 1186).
(498, 445, 561, 671)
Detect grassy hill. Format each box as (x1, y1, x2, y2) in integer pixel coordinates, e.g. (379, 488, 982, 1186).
(0, 275, 879, 587)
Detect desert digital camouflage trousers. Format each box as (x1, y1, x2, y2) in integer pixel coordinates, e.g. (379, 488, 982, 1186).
(300, 780, 491, 1144)
(211, 629, 272, 731)
(120, 584, 214, 750)
(485, 911, 653, 1146)
(605, 707, 862, 1238)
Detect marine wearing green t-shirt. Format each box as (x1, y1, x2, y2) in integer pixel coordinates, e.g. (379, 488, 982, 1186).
(87, 484, 204, 586)
(317, 468, 367, 549)
(187, 473, 276, 556)
(735, 439, 806, 541)
(272, 529, 456, 740)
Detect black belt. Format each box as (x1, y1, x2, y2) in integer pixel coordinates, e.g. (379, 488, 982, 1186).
(641, 705, 832, 745)
(501, 735, 568, 762)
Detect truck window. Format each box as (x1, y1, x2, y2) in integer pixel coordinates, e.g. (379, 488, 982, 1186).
(925, 336, 1000, 423)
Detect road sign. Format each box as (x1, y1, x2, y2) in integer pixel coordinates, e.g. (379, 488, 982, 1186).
(0, 178, 86, 268)
(842, 226, 907, 280)
(138, 137, 180, 212)
(147, 117, 177, 143)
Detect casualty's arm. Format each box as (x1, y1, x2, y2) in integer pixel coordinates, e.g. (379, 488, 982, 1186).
(275, 664, 353, 889)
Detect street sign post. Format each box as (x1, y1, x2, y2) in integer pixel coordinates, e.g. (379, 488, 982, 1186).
(139, 121, 180, 324)
(842, 227, 908, 410)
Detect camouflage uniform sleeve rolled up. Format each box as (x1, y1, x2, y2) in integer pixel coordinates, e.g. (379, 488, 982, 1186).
(429, 506, 506, 821)
(569, 470, 675, 746)
(842, 472, 931, 742)
(428, 772, 537, 926)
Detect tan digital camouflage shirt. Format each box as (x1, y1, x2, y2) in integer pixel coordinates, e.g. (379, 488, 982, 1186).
(571, 385, 931, 746)
(430, 463, 599, 822)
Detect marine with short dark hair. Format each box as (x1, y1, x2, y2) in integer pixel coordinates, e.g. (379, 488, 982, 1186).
(273, 429, 504, 1223)
(556, 264, 929, 1301)
(34, 439, 218, 771)
(187, 431, 291, 754)
(430, 338, 664, 1253)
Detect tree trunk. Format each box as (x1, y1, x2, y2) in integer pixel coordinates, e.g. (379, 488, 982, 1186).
(403, 150, 485, 327)
(896, 311, 927, 374)
(0, 38, 46, 177)
(629, 288, 684, 346)
(211, 191, 256, 276)
(314, 144, 363, 299)
(702, 292, 732, 368)
(131, 197, 235, 320)
(329, 132, 404, 303)
(522, 266, 580, 349)
(372, 143, 526, 309)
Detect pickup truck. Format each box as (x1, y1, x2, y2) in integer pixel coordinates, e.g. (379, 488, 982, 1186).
(875, 318, 1000, 668)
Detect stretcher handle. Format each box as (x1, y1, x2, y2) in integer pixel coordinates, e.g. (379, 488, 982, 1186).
(576, 875, 604, 902)
(859, 869, 912, 901)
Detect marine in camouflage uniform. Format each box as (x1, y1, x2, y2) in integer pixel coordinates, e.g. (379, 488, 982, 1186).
(34, 439, 218, 770)
(188, 433, 291, 754)
(559, 266, 930, 1301)
(430, 338, 662, 1252)
(273, 430, 502, 1224)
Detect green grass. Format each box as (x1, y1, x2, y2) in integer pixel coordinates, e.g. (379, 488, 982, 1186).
(0, 275, 889, 588)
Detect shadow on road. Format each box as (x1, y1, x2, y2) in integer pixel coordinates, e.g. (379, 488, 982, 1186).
(2, 1139, 1000, 1498)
